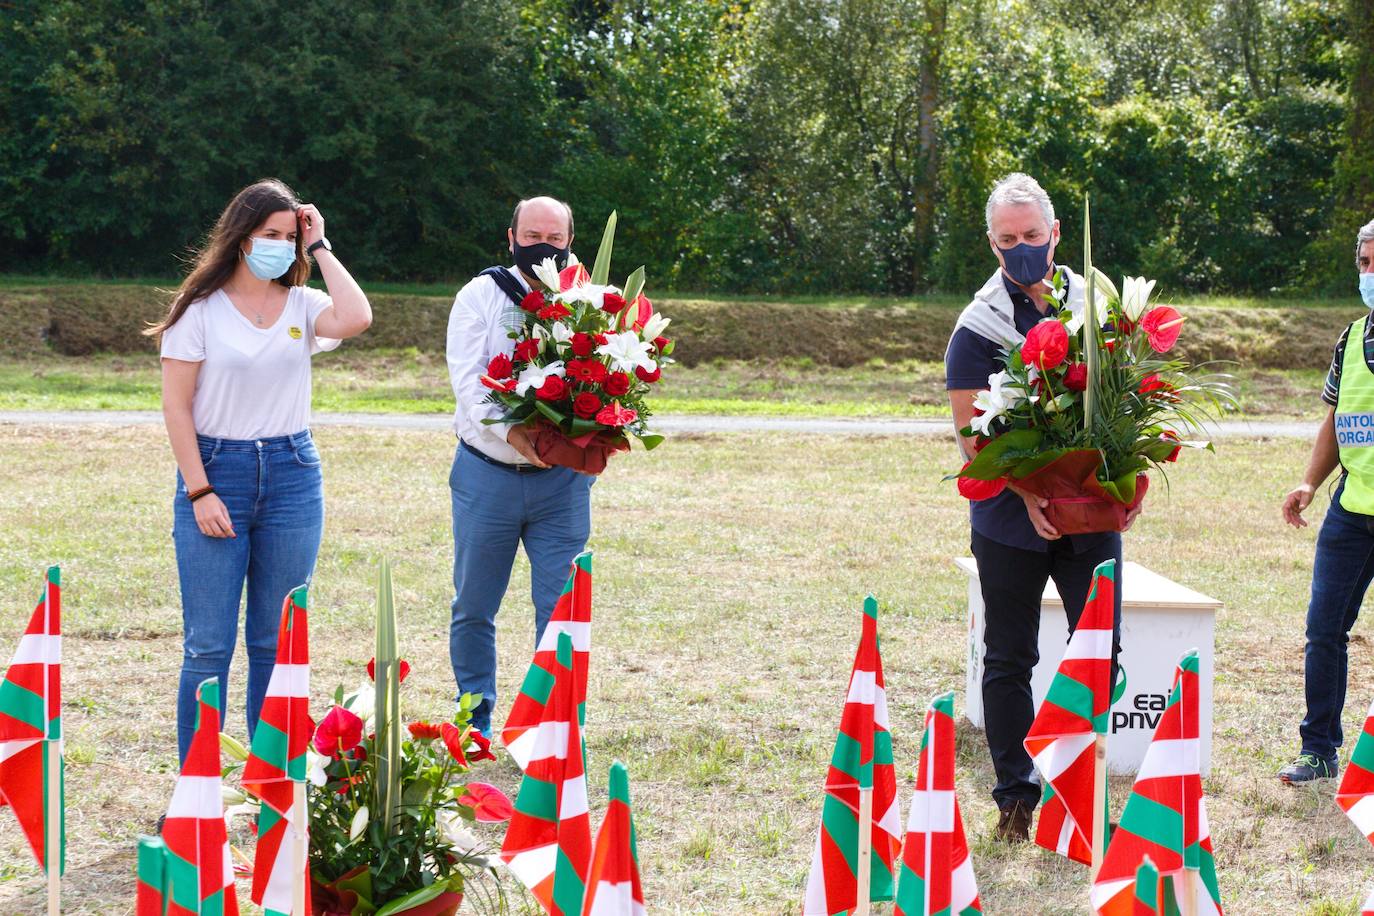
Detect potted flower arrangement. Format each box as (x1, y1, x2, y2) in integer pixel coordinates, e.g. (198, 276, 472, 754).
(479, 212, 672, 474)
(951, 201, 1232, 534)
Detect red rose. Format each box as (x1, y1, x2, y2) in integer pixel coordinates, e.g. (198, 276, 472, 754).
(538, 302, 571, 321)
(458, 782, 514, 823)
(486, 354, 512, 380)
(1021, 319, 1069, 370)
(596, 401, 638, 427)
(439, 722, 468, 766)
(601, 292, 627, 315)
(467, 730, 496, 762)
(536, 375, 568, 401)
(573, 392, 603, 419)
(566, 359, 608, 384)
(408, 721, 442, 740)
(1062, 363, 1088, 391)
(313, 705, 364, 757)
(603, 372, 631, 397)
(571, 332, 595, 357)
(635, 365, 661, 383)
(594, 332, 609, 345)
(653, 336, 670, 352)
(520, 290, 545, 313)
(367, 657, 410, 683)
(1140, 306, 1184, 353)
(480, 375, 517, 392)
(513, 339, 540, 363)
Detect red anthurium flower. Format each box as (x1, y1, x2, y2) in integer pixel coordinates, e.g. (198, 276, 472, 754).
(480, 375, 517, 392)
(571, 332, 595, 357)
(1104, 339, 1117, 353)
(458, 782, 514, 823)
(573, 392, 603, 419)
(1140, 306, 1185, 353)
(486, 354, 513, 380)
(596, 401, 638, 427)
(1062, 362, 1088, 392)
(603, 372, 631, 397)
(367, 657, 411, 683)
(467, 730, 497, 762)
(1161, 429, 1183, 462)
(601, 292, 627, 315)
(520, 290, 545, 313)
(538, 302, 571, 321)
(313, 705, 364, 757)
(408, 721, 442, 740)
(440, 722, 468, 766)
(558, 263, 590, 291)
(513, 339, 540, 363)
(1138, 374, 1177, 399)
(629, 294, 653, 331)
(635, 365, 661, 383)
(1022, 319, 1069, 370)
(536, 375, 568, 401)
(566, 359, 608, 384)
(955, 460, 1007, 500)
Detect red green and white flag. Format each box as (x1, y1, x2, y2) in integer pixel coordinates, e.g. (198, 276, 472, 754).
(136, 835, 170, 916)
(0, 565, 63, 874)
(1023, 558, 1115, 867)
(505, 552, 592, 771)
(894, 691, 981, 916)
(242, 586, 313, 916)
(1131, 856, 1163, 915)
(161, 677, 239, 916)
(1090, 650, 1223, 916)
(1336, 694, 1374, 847)
(803, 596, 902, 915)
(501, 631, 593, 915)
(581, 761, 645, 916)
(1361, 888, 1374, 915)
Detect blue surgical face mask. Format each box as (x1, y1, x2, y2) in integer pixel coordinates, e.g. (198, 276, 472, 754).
(244, 236, 297, 280)
(1360, 272, 1374, 309)
(999, 238, 1054, 287)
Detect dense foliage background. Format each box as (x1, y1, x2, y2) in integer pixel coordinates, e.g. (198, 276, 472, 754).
(2, 0, 1371, 294)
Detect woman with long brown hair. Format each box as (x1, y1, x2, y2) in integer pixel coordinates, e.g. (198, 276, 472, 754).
(148, 178, 371, 761)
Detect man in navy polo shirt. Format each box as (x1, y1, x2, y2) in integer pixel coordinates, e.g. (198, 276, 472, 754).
(945, 173, 1131, 842)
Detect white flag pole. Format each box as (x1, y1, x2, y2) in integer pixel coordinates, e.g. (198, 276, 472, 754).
(292, 780, 308, 914)
(854, 785, 873, 916)
(1090, 733, 1108, 884)
(45, 740, 61, 915)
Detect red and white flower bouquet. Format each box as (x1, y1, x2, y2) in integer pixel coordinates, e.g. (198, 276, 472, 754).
(480, 213, 672, 474)
(951, 201, 1233, 534)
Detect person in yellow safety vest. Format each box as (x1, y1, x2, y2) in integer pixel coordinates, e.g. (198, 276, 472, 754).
(1278, 217, 1374, 784)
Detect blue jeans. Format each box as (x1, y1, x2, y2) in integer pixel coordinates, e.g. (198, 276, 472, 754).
(172, 431, 324, 762)
(449, 441, 593, 732)
(1300, 480, 1374, 761)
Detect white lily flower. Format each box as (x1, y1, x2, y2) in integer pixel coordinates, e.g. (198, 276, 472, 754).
(306, 750, 328, 788)
(224, 801, 258, 827)
(531, 323, 547, 341)
(969, 406, 1002, 437)
(344, 683, 375, 726)
(515, 361, 567, 397)
(1121, 276, 1158, 322)
(1090, 267, 1119, 304)
(596, 331, 657, 373)
(222, 785, 247, 807)
(639, 313, 671, 341)
(557, 283, 620, 310)
(532, 257, 563, 292)
(436, 810, 481, 852)
(551, 321, 575, 344)
(349, 805, 370, 843)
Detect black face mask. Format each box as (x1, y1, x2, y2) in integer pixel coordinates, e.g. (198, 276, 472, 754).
(512, 240, 570, 278)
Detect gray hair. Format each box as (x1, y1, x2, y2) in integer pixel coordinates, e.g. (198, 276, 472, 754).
(1357, 218, 1374, 268)
(985, 173, 1055, 233)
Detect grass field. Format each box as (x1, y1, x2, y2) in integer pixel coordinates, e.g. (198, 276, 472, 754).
(0, 350, 1333, 422)
(0, 423, 1371, 913)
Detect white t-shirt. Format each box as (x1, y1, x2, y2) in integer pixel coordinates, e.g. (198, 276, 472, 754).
(160, 286, 341, 440)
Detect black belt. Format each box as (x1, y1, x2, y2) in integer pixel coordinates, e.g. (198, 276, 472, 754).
(460, 439, 549, 474)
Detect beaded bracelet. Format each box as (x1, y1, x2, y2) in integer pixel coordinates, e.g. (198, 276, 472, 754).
(187, 485, 215, 503)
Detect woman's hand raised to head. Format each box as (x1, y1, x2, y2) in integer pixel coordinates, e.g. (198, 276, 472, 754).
(297, 204, 325, 247)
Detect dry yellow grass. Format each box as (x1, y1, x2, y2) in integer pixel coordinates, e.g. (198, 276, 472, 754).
(0, 424, 1370, 913)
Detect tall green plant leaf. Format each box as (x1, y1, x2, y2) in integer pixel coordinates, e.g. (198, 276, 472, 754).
(373, 558, 402, 835)
(590, 211, 617, 286)
(1082, 197, 1097, 435)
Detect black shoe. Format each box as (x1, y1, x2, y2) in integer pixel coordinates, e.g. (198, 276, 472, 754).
(995, 800, 1033, 843)
(1278, 752, 1339, 785)
(155, 813, 166, 835)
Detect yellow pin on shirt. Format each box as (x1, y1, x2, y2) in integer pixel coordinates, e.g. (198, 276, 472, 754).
(288, 326, 303, 340)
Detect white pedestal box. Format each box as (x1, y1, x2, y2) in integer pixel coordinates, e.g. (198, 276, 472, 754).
(956, 558, 1221, 776)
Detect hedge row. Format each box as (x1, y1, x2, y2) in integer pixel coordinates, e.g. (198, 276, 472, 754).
(0, 284, 1350, 372)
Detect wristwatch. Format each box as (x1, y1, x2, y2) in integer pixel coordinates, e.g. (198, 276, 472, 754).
(307, 238, 332, 256)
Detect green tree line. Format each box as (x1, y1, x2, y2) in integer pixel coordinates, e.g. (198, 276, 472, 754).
(2, 0, 1371, 294)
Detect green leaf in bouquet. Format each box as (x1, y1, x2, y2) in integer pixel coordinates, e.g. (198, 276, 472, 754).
(590, 211, 617, 286)
(1008, 447, 1075, 479)
(962, 428, 1044, 479)
(375, 883, 448, 916)
(661, 339, 675, 356)
(1082, 196, 1098, 435)
(622, 266, 646, 312)
(569, 417, 601, 437)
(637, 432, 665, 450)
(534, 400, 568, 425)
(374, 560, 402, 836)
